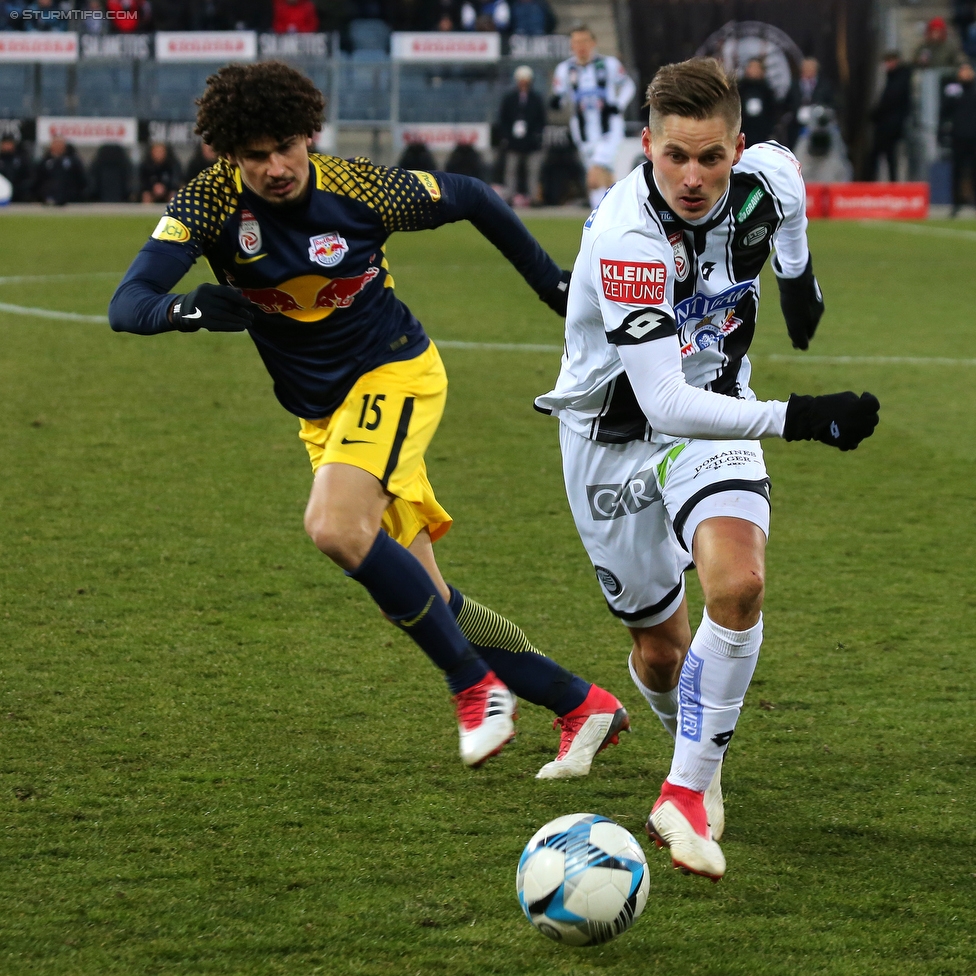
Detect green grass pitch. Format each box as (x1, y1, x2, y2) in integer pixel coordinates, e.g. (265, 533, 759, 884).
(1, 212, 974, 975)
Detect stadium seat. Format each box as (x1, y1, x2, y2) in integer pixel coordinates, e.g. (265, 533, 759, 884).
(76, 64, 136, 117)
(349, 18, 391, 54)
(0, 65, 32, 117)
(37, 65, 69, 116)
(138, 63, 215, 121)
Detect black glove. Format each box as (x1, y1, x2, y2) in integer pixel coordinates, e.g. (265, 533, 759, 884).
(783, 391, 880, 451)
(539, 269, 571, 317)
(171, 282, 254, 332)
(775, 254, 824, 350)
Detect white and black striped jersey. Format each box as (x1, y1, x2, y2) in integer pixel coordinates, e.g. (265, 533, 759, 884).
(551, 54, 636, 144)
(535, 142, 808, 446)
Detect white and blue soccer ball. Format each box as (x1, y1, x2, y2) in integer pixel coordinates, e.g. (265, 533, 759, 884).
(516, 813, 649, 946)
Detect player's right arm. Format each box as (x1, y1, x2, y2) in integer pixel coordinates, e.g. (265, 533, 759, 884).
(595, 229, 879, 450)
(109, 171, 252, 335)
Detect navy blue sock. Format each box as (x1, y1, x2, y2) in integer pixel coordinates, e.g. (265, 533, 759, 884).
(349, 532, 488, 695)
(448, 586, 589, 715)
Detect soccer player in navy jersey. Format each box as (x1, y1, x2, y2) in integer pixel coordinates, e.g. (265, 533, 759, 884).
(109, 61, 629, 775)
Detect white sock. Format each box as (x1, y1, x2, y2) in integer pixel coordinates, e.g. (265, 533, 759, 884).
(589, 187, 608, 209)
(628, 652, 678, 738)
(668, 610, 762, 793)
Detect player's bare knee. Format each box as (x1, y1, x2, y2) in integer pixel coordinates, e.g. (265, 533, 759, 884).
(633, 631, 687, 688)
(706, 571, 765, 629)
(305, 513, 369, 569)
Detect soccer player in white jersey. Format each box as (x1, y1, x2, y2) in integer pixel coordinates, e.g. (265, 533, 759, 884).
(535, 58, 880, 880)
(551, 25, 636, 210)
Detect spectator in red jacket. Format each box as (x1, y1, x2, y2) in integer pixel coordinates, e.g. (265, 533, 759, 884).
(106, 0, 150, 33)
(272, 0, 320, 32)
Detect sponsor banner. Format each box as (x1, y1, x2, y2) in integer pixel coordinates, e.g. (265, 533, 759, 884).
(0, 33, 78, 63)
(805, 181, 828, 219)
(826, 182, 929, 220)
(143, 120, 196, 145)
(37, 116, 137, 146)
(508, 34, 571, 59)
(391, 31, 500, 61)
(394, 123, 490, 151)
(155, 31, 257, 63)
(81, 34, 151, 59)
(258, 33, 330, 57)
(600, 259, 667, 305)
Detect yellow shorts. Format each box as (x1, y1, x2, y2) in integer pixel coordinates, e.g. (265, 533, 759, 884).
(299, 341, 452, 548)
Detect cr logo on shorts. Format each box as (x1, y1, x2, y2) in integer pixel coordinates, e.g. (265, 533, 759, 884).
(586, 467, 657, 520)
(594, 566, 622, 595)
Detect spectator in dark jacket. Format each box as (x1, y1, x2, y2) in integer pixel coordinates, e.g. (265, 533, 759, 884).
(942, 60, 976, 214)
(492, 64, 546, 205)
(273, 0, 319, 32)
(24, 0, 69, 31)
(139, 141, 182, 203)
(35, 137, 87, 205)
(738, 58, 779, 147)
(868, 50, 913, 180)
(0, 136, 33, 201)
(184, 141, 219, 183)
(88, 142, 133, 202)
(510, 0, 551, 36)
(784, 57, 835, 148)
(2, 2, 26, 30)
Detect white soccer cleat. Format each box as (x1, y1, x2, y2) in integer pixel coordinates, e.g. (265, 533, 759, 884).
(453, 671, 517, 767)
(646, 781, 726, 881)
(704, 761, 725, 842)
(535, 684, 630, 779)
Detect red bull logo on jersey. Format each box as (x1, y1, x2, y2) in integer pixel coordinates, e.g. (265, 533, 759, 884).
(240, 267, 381, 322)
(600, 259, 666, 305)
(308, 232, 349, 268)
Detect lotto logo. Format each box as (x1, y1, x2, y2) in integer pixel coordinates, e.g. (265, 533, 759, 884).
(600, 259, 666, 305)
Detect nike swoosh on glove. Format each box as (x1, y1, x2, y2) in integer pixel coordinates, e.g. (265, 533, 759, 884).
(539, 269, 571, 317)
(783, 391, 880, 451)
(172, 282, 254, 332)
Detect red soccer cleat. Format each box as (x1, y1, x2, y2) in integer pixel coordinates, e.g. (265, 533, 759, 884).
(535, 684, 630, 779)
(646, 780, 726, 881)
(453, 671, 517, 767)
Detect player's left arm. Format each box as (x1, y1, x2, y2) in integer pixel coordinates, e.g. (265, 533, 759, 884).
(766, 147, 825, 350)
(375, 166, 570, 316)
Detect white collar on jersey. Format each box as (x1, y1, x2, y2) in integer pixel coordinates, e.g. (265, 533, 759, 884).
(651, 169, 730, 227)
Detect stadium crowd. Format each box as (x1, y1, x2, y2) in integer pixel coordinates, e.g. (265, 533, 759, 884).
(0, 0, 556, 35)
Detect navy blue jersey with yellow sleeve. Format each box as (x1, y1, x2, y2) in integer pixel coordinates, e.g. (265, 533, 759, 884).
(109, 153, 562, 419)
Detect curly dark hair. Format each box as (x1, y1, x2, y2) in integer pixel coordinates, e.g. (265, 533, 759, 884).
(195, 61, 325, 155)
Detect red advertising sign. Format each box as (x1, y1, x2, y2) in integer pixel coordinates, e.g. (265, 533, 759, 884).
(826, 182, 929, 220)
(0, 33, 77, 62)
(804, 182, 828, 219)
(599, 260, 667, 305)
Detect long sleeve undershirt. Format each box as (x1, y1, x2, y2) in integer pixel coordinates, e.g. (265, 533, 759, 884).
(617, 339, 788, 439)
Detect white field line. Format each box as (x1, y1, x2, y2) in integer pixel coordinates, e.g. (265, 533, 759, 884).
(856, 220, 976, 242)
(0, 301, 109, 323)
(0, 271, 123, 284)
(0, 299, 974, 366)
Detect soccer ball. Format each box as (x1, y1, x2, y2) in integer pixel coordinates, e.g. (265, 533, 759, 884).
(516, 813, 649, 946)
